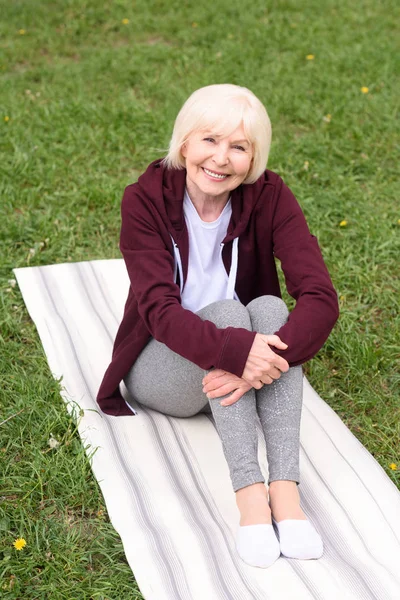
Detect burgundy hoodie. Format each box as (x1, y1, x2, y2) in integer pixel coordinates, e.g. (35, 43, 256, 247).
(97, 160, 339, 416)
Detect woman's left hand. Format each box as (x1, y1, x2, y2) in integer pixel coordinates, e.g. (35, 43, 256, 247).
(202, 369, 253, 406)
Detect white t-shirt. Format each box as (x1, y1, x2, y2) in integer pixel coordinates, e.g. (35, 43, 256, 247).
(180, 189, 239, 313)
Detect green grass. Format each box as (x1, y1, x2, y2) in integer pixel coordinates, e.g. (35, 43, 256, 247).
(1, 0, 399, 597)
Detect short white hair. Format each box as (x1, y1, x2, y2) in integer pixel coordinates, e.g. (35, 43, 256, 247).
(162, 84, 272, 184)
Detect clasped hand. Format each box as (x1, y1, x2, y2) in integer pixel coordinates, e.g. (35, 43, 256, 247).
(202, 333, 289, 406)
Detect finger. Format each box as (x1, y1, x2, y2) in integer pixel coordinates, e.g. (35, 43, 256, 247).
(202, 370, 223, 385)
(260, 375, 273, 385)
(264, 335, 288, 349)
(252, 380, 264, 390)
(220, 388, 245, 406)
(265, 366, 282, 380)
(206, 381, 240, 399)
(241, 378, 256, 391)
(202, 369, 226, 385)
(242, 376, 264, 390)
(203, 374, 227, 392)
(270, 354, 290, 373)
(203, 375, 238, 393)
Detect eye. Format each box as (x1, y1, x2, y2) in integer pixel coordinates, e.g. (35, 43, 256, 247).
(233, 145, 246, 151)
(203, 137, 216, 143)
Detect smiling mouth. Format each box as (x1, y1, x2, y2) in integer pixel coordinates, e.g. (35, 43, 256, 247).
(202, 167, 230, 180)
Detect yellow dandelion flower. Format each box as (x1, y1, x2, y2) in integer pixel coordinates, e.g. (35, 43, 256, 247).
(18, 29, 26, 35)
(340, 295, 345, 301)
(303, 160, 309, 171)
(13, 538, 27, 550)
(397, 219, 400, 225)
(389, 463, 397, 470)
(306, 54, 315, 60)
(121, 18, 129, 24)
(4, 116, 10, 122)
(361, 86, 369, 94)
(339, 220, 348, 227)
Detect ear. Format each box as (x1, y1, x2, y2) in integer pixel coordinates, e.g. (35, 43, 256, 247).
(181, 143, 187, 158)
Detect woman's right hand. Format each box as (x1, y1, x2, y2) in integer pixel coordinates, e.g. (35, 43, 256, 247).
(242, 333, 290, 389)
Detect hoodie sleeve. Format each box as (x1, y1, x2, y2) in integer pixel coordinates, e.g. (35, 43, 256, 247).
(270, 178, 339, 366)
(119, 185, 256, 377)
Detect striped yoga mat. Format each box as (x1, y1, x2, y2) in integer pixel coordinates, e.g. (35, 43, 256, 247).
(14, 259, 400, 600)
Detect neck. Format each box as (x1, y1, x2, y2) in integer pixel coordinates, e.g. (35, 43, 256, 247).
(186, 181, 229, 222)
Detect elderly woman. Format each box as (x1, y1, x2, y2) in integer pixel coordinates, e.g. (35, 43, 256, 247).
(97, 84, 339, 568)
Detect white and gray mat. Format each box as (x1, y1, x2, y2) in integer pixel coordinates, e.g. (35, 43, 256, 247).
(14, 259, 400, 600)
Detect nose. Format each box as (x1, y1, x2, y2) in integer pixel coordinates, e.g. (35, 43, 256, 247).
(212, 144, 229, 166)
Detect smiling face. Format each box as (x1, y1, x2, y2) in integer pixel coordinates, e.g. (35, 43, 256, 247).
(181, 124, 253, 205)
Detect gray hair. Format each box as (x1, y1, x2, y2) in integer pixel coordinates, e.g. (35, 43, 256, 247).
(162, 84, 272, 184)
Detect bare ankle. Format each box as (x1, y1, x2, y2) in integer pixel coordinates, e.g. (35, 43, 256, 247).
(235, 483, 271, 526)
(269, 480, 298, 494)
(268, 480, 306, 522)
(236, 482, 267, 499)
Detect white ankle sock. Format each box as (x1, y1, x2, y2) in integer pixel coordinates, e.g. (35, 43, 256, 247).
(236, 524, 280, 568)
(272, 518, 324, 559)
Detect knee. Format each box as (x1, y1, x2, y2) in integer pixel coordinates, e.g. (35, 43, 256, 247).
(196, 299, 251, 330)
(247, 295, 289, 331)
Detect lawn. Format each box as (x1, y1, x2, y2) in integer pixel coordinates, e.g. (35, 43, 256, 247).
(0, 0, 399, 597)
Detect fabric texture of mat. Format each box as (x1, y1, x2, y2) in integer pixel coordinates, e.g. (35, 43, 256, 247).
(14, 259, 400, 600)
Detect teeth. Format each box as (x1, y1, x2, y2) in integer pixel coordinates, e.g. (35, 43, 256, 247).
(203, 168, 228, 180)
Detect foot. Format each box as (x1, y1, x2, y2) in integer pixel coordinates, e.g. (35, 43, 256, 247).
(235, 482, 272, 526)
(236, 524, 280, 568)
(272, 518, 324, 559)
(235, 483, 279, 568)
(268, 481, 323, 559)
(268, 480, 307, 523)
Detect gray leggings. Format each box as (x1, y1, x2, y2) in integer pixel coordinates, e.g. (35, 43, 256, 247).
(124, 296, 303, 492)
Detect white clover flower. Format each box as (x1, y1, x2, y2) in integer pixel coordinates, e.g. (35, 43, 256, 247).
(48, 434, 60, 449)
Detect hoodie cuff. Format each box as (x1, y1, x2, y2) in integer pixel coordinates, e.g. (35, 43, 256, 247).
(216, 328, 257, 378)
